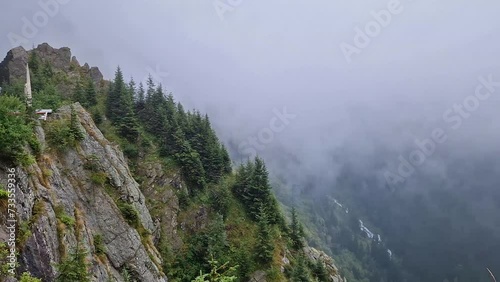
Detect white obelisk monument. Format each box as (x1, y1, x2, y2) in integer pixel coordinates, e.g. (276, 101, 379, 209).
(25, 63, 32, 108)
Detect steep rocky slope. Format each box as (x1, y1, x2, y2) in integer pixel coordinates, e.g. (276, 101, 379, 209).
(0, 103, 166, 281)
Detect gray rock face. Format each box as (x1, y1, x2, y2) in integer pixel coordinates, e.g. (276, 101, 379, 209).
(139, 162, 183, 250)
(0, 43, 103, 87)
(89, 66, 104, 84)
(0, 46, 28, 85)
(304, 247, 347, 282)
(31, 43, 71, 71)
(248, 270, 267, 282)
(0, 103, 167, 281)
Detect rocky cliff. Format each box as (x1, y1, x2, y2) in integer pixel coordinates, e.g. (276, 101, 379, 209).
(0, 103, 166, 281)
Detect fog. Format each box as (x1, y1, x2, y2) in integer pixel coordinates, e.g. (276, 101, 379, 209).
(2, 0, 500, 192)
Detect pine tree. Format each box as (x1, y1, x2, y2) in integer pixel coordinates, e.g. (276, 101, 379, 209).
(255, 207, 274, 264)
(207, 214, 228, 260)
(176, 102, 188, 132)
(73, 79, 86, 106)
(106, 67, 139, 141)
(232, 160, 253, 204)
(220, 144, 232, 174)
(246, 157, 272, 219)
(290, 207, 305, 250)
(119, 111, 140, 141)
(84, 78, 97, 107)
(69, 105, 84, 142)
(173, 128, 206, 190)
(143, 84, 167, 136)
(291, 254, 310, 282)
(55, 242, 90, 282)
(106, 67, 126, 123)
(135, 82, 145, 114)
(312, 259, 329, 282)
(193, 256, 238, 282)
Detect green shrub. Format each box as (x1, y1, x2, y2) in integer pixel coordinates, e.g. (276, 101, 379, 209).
(83, 154, 100, 172)
(90, 172, 108, 185)
(192, 257, 238, 282)
(93, 234, 105, 255)
(45, 111, 84, 152)
(122, 143, 139, 159)
(28, 135, 42, 156)
(121, 267, 132, 282)
(42, 168, 53, 177)
(54, 244, 90, 282)
(16, 152, 36, 167)
(18, 221, 32, 245)
(20, 272, 42, 282)
(209, 186, 230, 218)
(45, 119, 73, 151)
(32, 200, 45, 222)
(117, 201, 140, 228)
(0, 186, 9, 200)
(54, 205, 75, 227)
(0, 95, 32, 162)
(60, 215, 75, 227)
(32, 84, 62, 110)
(91, 109, 103, 125)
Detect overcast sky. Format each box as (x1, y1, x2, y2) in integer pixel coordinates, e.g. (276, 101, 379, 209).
(2, 0, 500, 188)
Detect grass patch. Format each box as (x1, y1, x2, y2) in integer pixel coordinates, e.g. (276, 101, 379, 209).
(93, 234, 105, 255)
(0, 185, 9, 200)
(117, 201, 140, 228)
(54, 205, 75, 227)
(90, 172, 108, 185)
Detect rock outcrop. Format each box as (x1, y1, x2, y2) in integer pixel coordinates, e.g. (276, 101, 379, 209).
(0, 46, 28, 85)
(0, 43, 103, 87)
(304, 247, 347, 282)
(0, 103, 167, 281)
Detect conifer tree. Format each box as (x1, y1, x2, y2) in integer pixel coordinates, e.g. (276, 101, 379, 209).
(69, 105, 84, 142)
(232, 160, 253, 202)
(290, 207, 305, 250)
(312, 259, 329, 282)
(173, 128, 206, 190)
(84, 78, 97, 107)
(176, 102, 188, 132)
(55, 242, 90, 282)
(220, 144, 232, 174)
(255, 207, 274, 264)
(207, 214, 228, 260)
(73, 79, 86, 106)
(291, 254, 310, 282)
(135, 82, 145, 114)
(106, 67, 126, 123)
(143, 84, 167, 136)
(246, 157, 273, 219)
(106, 67, 139, 141)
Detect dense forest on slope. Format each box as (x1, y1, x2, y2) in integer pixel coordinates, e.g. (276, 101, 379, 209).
(0, 44, 344, 281)
(255, 144, 500, 282)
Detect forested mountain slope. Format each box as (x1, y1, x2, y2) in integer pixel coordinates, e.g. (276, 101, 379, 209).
(0, 43, 344, 282)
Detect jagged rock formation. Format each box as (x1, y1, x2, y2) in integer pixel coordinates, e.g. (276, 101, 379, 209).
(0, 46, 28, 86)
(0, 43, 103, 87)
(304, 247, 347, 282)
